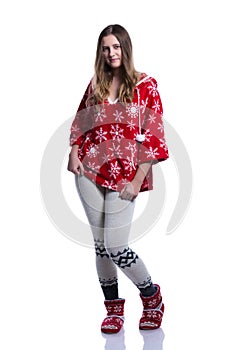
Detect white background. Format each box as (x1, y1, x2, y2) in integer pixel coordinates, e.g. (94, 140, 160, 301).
(1, 0, 233, 349)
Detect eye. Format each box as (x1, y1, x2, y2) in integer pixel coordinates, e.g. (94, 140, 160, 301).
(113, 44, 121, 49)
(102, 46, 109, 52)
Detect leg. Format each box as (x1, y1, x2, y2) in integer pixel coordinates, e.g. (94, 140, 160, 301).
(104, 190, 155, 293)
(104, 190, 164, 330)
(75, 176, 125, 333)
(75, 175, 119, 299)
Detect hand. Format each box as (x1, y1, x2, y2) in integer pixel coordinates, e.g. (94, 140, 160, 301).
(67, 154, 84, 175)
(119, 180, 142, 201)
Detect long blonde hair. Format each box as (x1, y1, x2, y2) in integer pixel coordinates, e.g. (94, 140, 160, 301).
(88, 24, 139, 105)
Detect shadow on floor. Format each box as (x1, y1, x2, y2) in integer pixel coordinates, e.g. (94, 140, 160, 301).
(102, 327, 165, 350)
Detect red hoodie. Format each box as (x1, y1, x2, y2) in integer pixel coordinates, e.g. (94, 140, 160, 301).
(69, 73, 169, 192)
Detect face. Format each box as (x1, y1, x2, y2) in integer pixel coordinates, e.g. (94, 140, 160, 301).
(102, 34, 122, 69)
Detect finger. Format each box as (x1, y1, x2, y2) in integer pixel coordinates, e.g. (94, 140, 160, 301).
(67, 163, 78, 174)
(120, 186, 126, 195)
(122, 192, 132, 201)
(119, 191, 127, 199)
(119, 192, 124, 199)
(69, 165, 80, 175)
(80, 165, 84, 176)
(68, 166, 76, 173)
(119, 187, 126, 198)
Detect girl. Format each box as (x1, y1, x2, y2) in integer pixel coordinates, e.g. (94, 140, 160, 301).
(67, 24, 169, 333)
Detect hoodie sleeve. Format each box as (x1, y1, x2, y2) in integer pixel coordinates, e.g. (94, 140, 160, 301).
(137, 78, 169, 164)
(69, 80, 93, 147)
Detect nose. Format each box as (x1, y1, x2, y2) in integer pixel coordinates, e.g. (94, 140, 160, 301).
(109, 47, 115, 57)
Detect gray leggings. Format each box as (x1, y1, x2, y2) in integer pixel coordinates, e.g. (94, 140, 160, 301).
(75, 175, 153, 297)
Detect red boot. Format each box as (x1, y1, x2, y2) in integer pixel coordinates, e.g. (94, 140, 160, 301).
(101, 299, 125, 334)
(139, 284, 164, 330)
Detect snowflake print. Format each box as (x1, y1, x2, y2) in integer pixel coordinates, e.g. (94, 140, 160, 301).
(87, 162, 100, 173)
(109, 143, 123, 158)
(70, 123, 81, 144)
(102, 153, 111, 163)
(103, 180, 117, 190)
(147, 83, 159, 98)
(94, 106, 106, 122)
(113, 109, 124, 122)
(157, 123, 164, 133)
(110, 124, 124, 142)
(123, 157, 136, 172)
(126, 103, 139, 119)
(113, 305, 123, 313)
(148, 299, 157, 308)
(141, 97, 148, 113)
(87, 144, 99, 158)
(85, 132, 92, 141)
(143, 129, 152, 142)
(125, 142, 137, 155)
(133, 131, 139, 140)
(108, 161, 121, 179)
(127, 120, 136, 131)
(69, 76, 169, 192)
(145, 310, 158, 319)
(76, 131, 92, 153)
(147, 113, 157, 124)
(152, 98, 161, 112)
(71, 125, 79, 133)
(159, 138, 168, 150)
(95, 127, 108, 143)
(145, 147, 159, 159)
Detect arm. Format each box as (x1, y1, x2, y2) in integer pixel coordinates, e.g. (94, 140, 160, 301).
(137, 78, 169, 165)
(132, 161, 153, 186)
(68, 80, 93, 175)
(67, 144, 84, 175)
(119, 161, 153, 201)
(69, 79, 93, 147)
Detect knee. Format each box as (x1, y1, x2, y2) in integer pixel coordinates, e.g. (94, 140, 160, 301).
(106, 246, 139, 269)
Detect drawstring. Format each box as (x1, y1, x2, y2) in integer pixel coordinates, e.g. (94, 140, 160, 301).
(135, 87, 145, 143)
